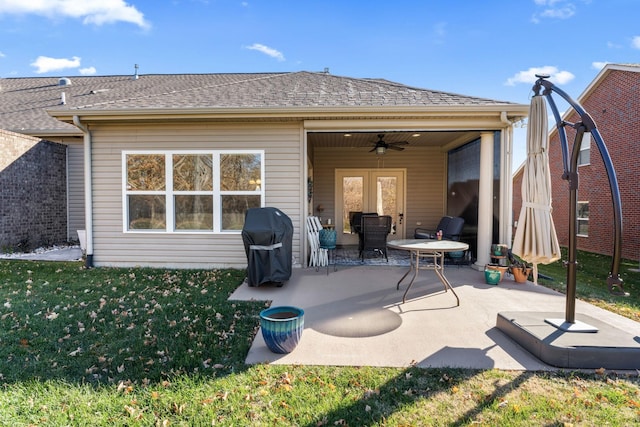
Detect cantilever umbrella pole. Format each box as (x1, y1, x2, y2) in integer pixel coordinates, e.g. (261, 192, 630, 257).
(533, 75, 626, 326)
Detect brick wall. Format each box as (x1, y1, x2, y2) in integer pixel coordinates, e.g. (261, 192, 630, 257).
(547, 69, 640, 261)
(0, 129, 68, 251)
(512, 166, 524, 239)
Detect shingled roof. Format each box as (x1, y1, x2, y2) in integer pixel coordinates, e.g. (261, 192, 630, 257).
(0, 71, 521, 134)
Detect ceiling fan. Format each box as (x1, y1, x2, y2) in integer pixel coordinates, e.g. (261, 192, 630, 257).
(369, 134, 409, 155)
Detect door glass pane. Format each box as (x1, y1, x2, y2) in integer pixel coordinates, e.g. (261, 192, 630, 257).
(377, 177, 397, 234)
(342, 177, 363, 234)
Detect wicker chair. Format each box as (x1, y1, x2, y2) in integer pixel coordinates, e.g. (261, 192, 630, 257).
(414, 216, 464, 241)
(360, 215, 392, 261)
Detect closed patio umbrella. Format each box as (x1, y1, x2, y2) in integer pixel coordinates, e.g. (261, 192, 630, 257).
(512, 95, 561, 284)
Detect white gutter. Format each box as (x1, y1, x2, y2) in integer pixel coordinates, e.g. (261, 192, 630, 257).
(73, 116, 94, 267)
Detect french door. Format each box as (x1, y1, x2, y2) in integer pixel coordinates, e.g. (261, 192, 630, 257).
(335, 169, 406, 245)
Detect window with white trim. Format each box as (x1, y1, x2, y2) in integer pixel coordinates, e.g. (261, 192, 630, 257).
(123, 150, 264, 232)
(577, 201, 589, 237)
(578, 132, 591, 166)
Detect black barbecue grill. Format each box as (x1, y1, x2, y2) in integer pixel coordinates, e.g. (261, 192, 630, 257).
(241, 207, 293, 286)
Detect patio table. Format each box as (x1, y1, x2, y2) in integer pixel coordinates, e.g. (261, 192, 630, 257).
(387, 239, 469, 304)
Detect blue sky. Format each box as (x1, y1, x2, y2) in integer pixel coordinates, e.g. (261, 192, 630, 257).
(1, 0, 639, 169)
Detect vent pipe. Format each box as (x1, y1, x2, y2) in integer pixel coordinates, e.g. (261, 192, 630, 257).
(133, 63, 139, 80)
(60, 92, 66, 105)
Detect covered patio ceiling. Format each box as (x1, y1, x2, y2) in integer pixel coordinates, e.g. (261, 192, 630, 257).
(307, 130, 481, 151)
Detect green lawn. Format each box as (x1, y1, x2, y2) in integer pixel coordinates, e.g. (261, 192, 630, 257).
(536, 247, 640, 322)
(0, 257, 639, 426)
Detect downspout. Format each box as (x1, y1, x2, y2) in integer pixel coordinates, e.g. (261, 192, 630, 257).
(73, 116, 94, 268)
(500, 112, 514, 247)
(65, 144, 71, 241)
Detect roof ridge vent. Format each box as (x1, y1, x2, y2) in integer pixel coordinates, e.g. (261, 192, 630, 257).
(59, 77, 71, 86)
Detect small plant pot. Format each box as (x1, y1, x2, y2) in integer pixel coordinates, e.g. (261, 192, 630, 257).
(448, 250, 465, 259)
(259, 306, 305, 354)
(484, 269, 501, 285)
(512, 267, 532, 283)
(485, 263, 508, 282)
(491, 244, 508, 257)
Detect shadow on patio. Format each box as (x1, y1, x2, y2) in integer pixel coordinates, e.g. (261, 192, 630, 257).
(230, 264, 640, 370)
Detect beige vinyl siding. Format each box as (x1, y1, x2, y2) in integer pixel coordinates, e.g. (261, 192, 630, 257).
(66, 141, 86, 241)
(89, 122, 303, 269)
(312, 145, 446, 237)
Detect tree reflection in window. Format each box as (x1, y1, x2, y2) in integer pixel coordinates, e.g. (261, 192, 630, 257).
(220, 153, 261, 191)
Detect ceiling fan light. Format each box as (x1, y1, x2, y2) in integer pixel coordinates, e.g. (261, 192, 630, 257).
(376, 146, 386, 155)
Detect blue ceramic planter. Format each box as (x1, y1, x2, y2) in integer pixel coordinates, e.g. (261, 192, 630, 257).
(319, 229, 337, 249)
(484, 269, 501, 285)
(260, 306, 305, 354)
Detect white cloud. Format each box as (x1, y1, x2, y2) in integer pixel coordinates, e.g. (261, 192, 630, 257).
(245, 43, 285, 61)
(0, 51, 5, 58)
(0, 0, 150, 29)
(591, 61, 608, 70)
(505, 66, 575, 86)
(632, 36, 640, 49)
(79, 66, 97, 75)
(30, 55, 81, 73)
(531, 0, 576, 23)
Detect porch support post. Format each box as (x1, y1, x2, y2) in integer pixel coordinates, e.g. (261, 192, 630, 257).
(473, 131, 495, 270)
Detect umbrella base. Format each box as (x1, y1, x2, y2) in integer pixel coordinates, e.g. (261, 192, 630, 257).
(497, 311, 640, 370)
(544, 318, 598, 332)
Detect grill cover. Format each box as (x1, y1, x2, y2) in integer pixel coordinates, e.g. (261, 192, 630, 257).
(241, 207, 293, 286)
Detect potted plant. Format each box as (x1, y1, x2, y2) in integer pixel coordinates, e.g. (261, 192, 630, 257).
(485, 263, 508, 282)
(259, 306, 305, 353)
(484, 267, 501, 285)
(508, 250, 532, 283)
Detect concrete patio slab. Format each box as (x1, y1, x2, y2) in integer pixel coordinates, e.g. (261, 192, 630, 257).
(230, 265, 640, 371)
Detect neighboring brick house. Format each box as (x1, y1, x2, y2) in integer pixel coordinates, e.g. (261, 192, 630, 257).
(0, 129, 67, 250)
(513, 63, 640, 261)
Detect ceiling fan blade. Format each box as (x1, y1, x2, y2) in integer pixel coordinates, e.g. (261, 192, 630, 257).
(389, 141, 409, 146)
(369, 147, 377, 152)
(387, 145, 405, 151)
